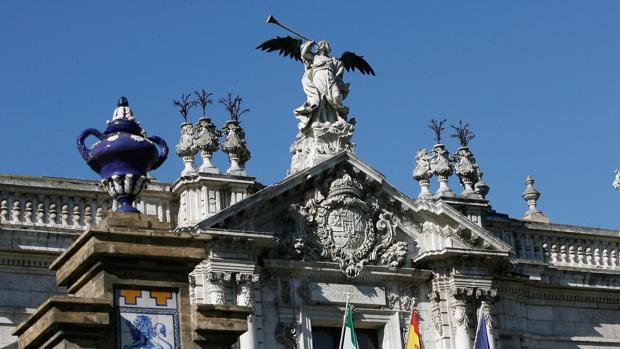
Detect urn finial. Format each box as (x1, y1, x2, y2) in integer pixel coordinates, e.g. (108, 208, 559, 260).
(522, 176, 550, 223)
(77, 97, 169, 213)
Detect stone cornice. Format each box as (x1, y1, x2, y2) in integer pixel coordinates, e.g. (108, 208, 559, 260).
(263, 259, 431, 284)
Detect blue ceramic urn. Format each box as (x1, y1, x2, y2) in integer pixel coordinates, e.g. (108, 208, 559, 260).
(77, 97, 168, 213)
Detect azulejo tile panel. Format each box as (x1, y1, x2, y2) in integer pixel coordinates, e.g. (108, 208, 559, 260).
(115, 288, 181, 349)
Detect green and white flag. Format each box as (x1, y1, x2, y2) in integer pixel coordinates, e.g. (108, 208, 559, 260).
(340, 304, 359, 349)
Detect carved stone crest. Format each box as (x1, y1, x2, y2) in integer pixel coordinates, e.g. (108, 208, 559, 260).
(289, 170, 407, 278)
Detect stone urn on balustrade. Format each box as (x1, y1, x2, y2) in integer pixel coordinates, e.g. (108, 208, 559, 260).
(76, 97, 168, 213)
(221, 120, 250, 176)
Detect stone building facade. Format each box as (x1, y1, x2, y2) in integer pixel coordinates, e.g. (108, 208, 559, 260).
(2, 143, 620, 348)
(2, 81, 620, 348)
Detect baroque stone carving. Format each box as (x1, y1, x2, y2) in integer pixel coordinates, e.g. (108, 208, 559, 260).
(191, 117, 220, 173)
(289, 171, 407, 278)
(452, 146, 480, 199)
(221, 120, 250, 176)
(206, 272, 231, 305)
(236, 273, 259, 308)
(413, 149, 433, 198)
(176, 122, 198, 176)
(428, 291, 444, 336)
(275, 321, 300, 349)
(386, 285, 418, 311)
(289, 119, 355, 175)
(430, 144, 455, 198)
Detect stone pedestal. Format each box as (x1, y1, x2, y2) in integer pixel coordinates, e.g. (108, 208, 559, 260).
(289, 120, 355, 175)
(172, 172, 257, 228)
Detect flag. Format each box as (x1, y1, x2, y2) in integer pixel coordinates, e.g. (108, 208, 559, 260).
(340, 304, 359, 349)
(405, 309, 421, 349)
(473, 313, 490, 349)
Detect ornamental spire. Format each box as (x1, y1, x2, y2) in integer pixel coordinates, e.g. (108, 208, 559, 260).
(521, 176, 550, 223)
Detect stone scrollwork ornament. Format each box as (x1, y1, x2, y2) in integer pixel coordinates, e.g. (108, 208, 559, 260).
(290, 170, 407, 278)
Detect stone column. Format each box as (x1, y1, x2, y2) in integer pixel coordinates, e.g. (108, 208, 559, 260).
(451, 288, 473, 349)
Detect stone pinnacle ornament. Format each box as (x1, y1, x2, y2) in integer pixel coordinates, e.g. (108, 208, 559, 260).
(77, 97, 169, 213)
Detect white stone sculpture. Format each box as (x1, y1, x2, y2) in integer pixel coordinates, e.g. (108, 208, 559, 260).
(288, 170, 407, 278)
(430, 144, 455, 198)
(221, 121, 250, 176)
(257, 25, 374, 174)
(413, 149, 434, 198)
(191, 117, 220, 174)
(452, 146, 480, 198)
(522, 175, 550, 223)
(176, 122, 198, 177)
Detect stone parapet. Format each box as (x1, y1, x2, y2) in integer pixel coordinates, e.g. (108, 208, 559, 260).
(0, 174, 174, 230)
(172, 172, 259, 228)
(495, 220, 620, 272)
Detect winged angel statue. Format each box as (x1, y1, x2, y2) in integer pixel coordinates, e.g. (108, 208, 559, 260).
(257, 16, 375, 131)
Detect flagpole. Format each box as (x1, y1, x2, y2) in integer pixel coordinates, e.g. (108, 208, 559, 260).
(338, 292, 351, 349)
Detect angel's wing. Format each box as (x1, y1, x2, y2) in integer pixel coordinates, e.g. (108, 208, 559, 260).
(339, 51, 375, 76)
(256, 36, 302, 61)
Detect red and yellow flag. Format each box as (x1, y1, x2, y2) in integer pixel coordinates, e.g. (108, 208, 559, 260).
(406, 309, 421, 349)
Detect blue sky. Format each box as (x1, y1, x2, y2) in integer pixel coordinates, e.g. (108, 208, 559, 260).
(1, 1, 619, 228)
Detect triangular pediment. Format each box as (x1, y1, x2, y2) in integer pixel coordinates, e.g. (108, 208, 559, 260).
(198, 152, 510, 276)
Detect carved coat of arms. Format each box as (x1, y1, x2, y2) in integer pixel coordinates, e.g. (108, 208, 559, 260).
(289, 171, 408, 278)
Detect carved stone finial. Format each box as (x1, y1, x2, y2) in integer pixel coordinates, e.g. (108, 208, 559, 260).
(430, 144, 455, 198)
(413, 149, 433, 198)
(474, 169, 490, 199)
(452, 146, 479, 199)
(176, 122, 198, 177)
(221, 120, 250, 176)
(522, 176, 550, 223)
(191, 117, 220, 174)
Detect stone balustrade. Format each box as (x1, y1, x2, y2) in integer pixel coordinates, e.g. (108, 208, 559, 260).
(0, 174, 175, 229)
(501, 228, 620, 270)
